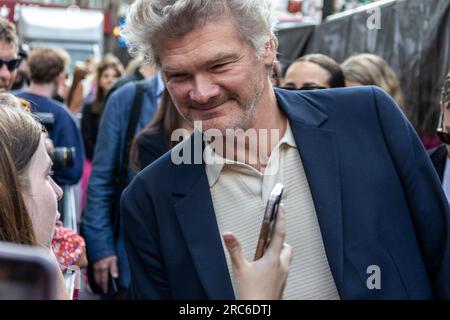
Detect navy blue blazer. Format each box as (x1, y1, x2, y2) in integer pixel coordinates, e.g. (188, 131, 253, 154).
(121, 86, 450, 300)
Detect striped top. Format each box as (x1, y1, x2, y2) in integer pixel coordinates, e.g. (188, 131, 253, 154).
(205, 121, 340, 300)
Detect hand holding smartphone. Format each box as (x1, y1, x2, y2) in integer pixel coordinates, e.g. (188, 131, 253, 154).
(254, 183, 284, 261)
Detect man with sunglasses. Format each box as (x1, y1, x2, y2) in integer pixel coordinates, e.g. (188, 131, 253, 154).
(430, 71, 450, 202)
(0, 18, 21, 92)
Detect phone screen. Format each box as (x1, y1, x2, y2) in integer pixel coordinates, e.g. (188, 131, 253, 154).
(0, 242, 57, 300)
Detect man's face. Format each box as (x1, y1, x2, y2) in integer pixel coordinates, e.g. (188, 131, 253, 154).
(0, 40, 18, 91)
(159, 18, 275, 132)
(284, 61, 331, 90)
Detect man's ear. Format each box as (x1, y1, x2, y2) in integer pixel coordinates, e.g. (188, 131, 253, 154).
(263, 34, 277, 67)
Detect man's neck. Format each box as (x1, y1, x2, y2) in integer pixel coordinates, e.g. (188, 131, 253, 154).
(27, 83, 55, 98)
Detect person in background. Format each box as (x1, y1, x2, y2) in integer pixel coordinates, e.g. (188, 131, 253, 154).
(66, 63, 89, 114)
(11, 44, 30, 91)
(80, 54, 123, 208)
(0, 94, 69, 299)
(82, 54, 123, 162)
(82, 72, 164, 298)
(130, 89, 192, 172)
(104, 58, 157, 104)
(283, 53, 345, 90)
(341, 53, 405, 107)
(0, 17, 21, 92)
(429, 70, 450, 200)
(341, 53, 441, 149)
(15, 47, 85, 187)
(67, 56, 99, 113)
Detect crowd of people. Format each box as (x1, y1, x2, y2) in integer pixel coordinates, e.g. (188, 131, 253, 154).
(0, 0, 449, 300)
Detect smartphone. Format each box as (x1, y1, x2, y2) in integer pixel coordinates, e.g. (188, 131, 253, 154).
(254, 183, 284, 261)
(0, 241, 58, 300)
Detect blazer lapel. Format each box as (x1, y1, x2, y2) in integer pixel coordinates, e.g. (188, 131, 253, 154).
(276, 89, 344, 295)
(171, 133, 235, 300)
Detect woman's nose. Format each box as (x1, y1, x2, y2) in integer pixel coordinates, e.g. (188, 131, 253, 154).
(51, 178, 64, 201)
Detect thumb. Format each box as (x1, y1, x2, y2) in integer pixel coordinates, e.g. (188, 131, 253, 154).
(223, 232, 244, 270)
(110, 258, 119, 279)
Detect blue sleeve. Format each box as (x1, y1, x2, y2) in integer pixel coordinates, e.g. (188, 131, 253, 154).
(372, 86, 450, 299)
(51, 111, 85, 186)
(82, 87, 134, 263)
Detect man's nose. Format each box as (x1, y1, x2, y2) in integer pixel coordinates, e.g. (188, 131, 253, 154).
(189, 74, 219, 105)
(0, 64, 10, 75)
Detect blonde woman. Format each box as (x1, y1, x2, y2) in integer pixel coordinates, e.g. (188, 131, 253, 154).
(341, 53, 405, 108)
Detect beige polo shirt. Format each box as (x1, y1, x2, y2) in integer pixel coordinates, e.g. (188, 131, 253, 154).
(204, 121, 340, 300)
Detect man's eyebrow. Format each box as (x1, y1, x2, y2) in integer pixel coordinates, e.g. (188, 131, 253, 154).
(204, 52, 241, 67)
(163, 52, 241, 74)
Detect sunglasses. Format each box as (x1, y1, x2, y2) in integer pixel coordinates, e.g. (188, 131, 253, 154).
(280, 85, 328, 91)
(436, 112, 450, 144)
(0, 58, 22, 72)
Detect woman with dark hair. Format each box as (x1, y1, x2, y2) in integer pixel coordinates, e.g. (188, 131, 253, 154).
(81, 55, 123, 208)
(131, 89, 192, 172)
(283, 53, 346, 90)
(81, 54, 124, 161)
(0, 94, 69, 299)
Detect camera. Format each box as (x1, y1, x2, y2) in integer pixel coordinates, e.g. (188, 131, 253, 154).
(34, 112, 76, 169)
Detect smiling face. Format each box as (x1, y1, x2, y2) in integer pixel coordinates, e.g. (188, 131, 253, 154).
(159, 17, 275, 133)
(22, 136, 63, 248)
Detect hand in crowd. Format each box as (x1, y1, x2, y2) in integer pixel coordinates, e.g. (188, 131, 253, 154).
(74, 248, 88, 268)
(93, 255, 119, 294)
(223, 205, 293, 300)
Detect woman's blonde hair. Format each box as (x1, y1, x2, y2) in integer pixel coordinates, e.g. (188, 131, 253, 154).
(341, 53, 405, 108)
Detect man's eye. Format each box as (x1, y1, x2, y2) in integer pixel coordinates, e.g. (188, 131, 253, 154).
(211, 63, 228, 70)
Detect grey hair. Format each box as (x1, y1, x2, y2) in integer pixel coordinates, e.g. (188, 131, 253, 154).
(122, 0, 276, 66)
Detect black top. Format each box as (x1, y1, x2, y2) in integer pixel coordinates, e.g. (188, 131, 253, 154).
(81, 102, 100, 161)
(136, 127, 168, 170)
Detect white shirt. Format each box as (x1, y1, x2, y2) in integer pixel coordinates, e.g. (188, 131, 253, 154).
(205, 122, 340, 299)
